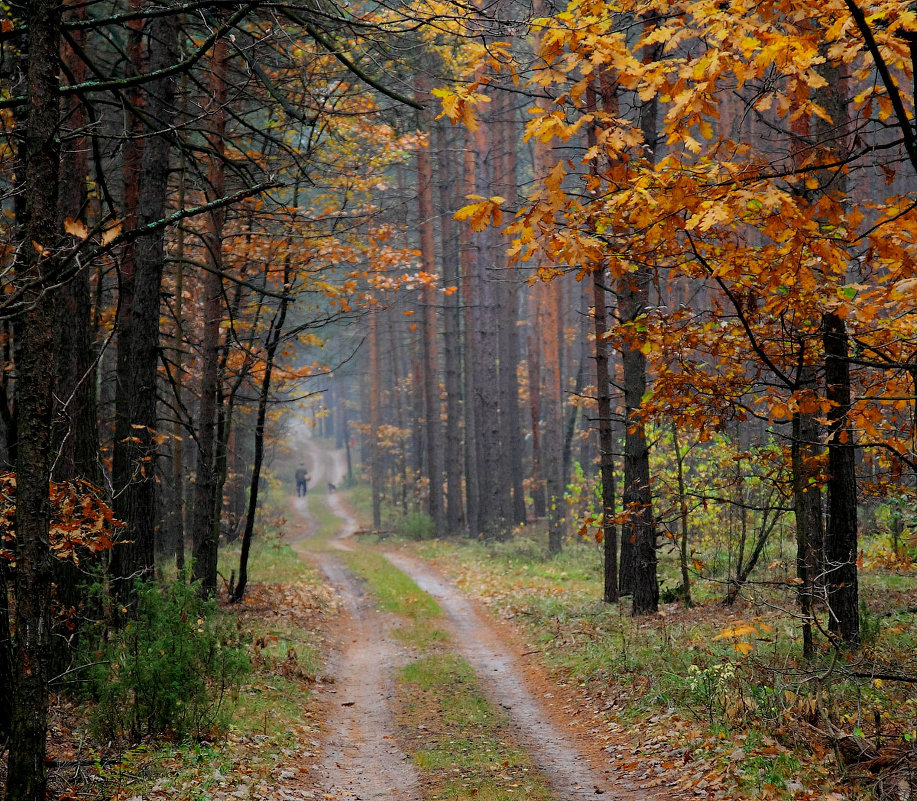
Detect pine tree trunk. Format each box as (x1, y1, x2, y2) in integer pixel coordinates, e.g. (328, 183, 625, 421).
(496, 91, 526, 526)
(526, 306, 546, 519)
(192, 37, 228, 596)
(369, 309, 382, 529)
(435, 120, 464, 533)
(461, 142, 481, 537)
(472, 113, 508, 538)
(111, 11, 178, 591)
(415, 76, 445, 533)
(6, 1, 59, 796)
(50, 0, 101, 675)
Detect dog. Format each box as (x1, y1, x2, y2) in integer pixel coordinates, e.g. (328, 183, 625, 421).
(327, 481, 337, 493)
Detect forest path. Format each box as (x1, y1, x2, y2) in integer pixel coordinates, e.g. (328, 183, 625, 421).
(289, 438, 665, 801)
(287, 436, 421, 801)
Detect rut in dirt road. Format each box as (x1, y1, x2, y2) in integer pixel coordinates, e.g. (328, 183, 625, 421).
(308, 553, 421, 801)
(289, 437, 419, 801)
(386, 552, 645, 801)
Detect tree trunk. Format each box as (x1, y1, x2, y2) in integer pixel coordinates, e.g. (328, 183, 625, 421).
(472, 111, 508, 538)
(435, 119, 464, 533)
(791, 361, 824, 657)
(111, 10, 178, 592)
(594, 267, 618, 602)
(369, 309, 382, 529)
(415, 76, 445, 534)
(620, 33, 659, 614)
(526, 309, 546, 519)
(232, 260, 292, 603)
(461, 142, 481, 537)
(49, 0, 101, 676)
(823, 312, 859, 645)
(587, 78, 618, 597)
(815, 61, 858, 646)
(170, 153, 187, 572)
(192, 36, 228, 596)
(496, 90, 526, 527)
(6, 1, 60, 797)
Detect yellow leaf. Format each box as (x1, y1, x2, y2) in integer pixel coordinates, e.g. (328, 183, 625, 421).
(64, 217, 90, 239)
(101, 222, 122, 246)
(771, 402, 789, 419)
(713, 623, 759, 640)
(732, 641, 754, 655)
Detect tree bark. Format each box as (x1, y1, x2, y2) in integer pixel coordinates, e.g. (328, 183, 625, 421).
(6, 1, 60, 797)
(495, 90, 526, 527)
(415, 75, 445, 534)
(49, 0, 101, 676)
(111, 10, 178, 592)
(594, 266, 618, 602)
(435, 119, 464, 533)
(232, 258, 292, 603)
(192, 36, 228, 596)
(472, 108, 508, 538)
(461, 142, 481, 537)
(620, 32, 659, 614)
(369, 309, 382, 529)
(823, 312, 859, 645)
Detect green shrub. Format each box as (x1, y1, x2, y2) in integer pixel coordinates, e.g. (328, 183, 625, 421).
(401, 510, 436, 540)
(83, 578, 249, 743)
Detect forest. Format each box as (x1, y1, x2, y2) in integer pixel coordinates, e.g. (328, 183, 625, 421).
(4, 0, 917, 799)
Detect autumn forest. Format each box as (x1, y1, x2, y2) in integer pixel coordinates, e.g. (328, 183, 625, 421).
(4, 0, 917, 799)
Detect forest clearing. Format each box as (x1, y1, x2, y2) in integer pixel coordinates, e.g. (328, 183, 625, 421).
(6, 1, 917, 800)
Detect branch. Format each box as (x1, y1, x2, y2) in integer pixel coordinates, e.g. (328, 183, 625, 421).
(685, 230, 795, 389)
(842, 0, 917, 172)
(0, 4, 255, 110)
(281, 8, 423, 110)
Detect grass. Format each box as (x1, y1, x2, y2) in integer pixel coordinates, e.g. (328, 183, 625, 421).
(341, 549, 442, 619)
(219, 537, 312, 585)
(396, 652, 552, 801)
(85, 523, 330, 801)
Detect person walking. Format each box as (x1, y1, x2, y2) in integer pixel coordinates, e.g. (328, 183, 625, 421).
(295, 464, 310, 497)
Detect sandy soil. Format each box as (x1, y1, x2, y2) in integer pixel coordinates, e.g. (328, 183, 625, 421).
(308, 553, 420, 801)
(289, 434, 420, 801)
(386, 551, 649, 801)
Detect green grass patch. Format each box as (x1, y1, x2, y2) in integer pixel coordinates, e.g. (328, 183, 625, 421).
(219, 538, 313, 585)
(399, 533, 891, 800)
(341, 549, 442, 619)
(393, 620, 451, 650)
(396, 652, 552, 801)
(93, 527, 328, 800)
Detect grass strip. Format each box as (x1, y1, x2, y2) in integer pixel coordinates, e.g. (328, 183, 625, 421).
(339, 536, 552, 801)
(341, 549, 442, 619)
(396, 652, 552, 801)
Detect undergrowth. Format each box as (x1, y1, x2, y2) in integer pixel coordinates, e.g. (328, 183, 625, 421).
(80, 577, 249, 743)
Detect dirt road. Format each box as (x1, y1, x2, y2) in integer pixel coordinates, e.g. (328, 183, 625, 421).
(294, 440, 648, 801)
(289, 438, 420, 801)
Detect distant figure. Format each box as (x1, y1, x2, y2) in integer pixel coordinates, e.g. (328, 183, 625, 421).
(295, 465, 310, 497)
(327, 481, 337, 494)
